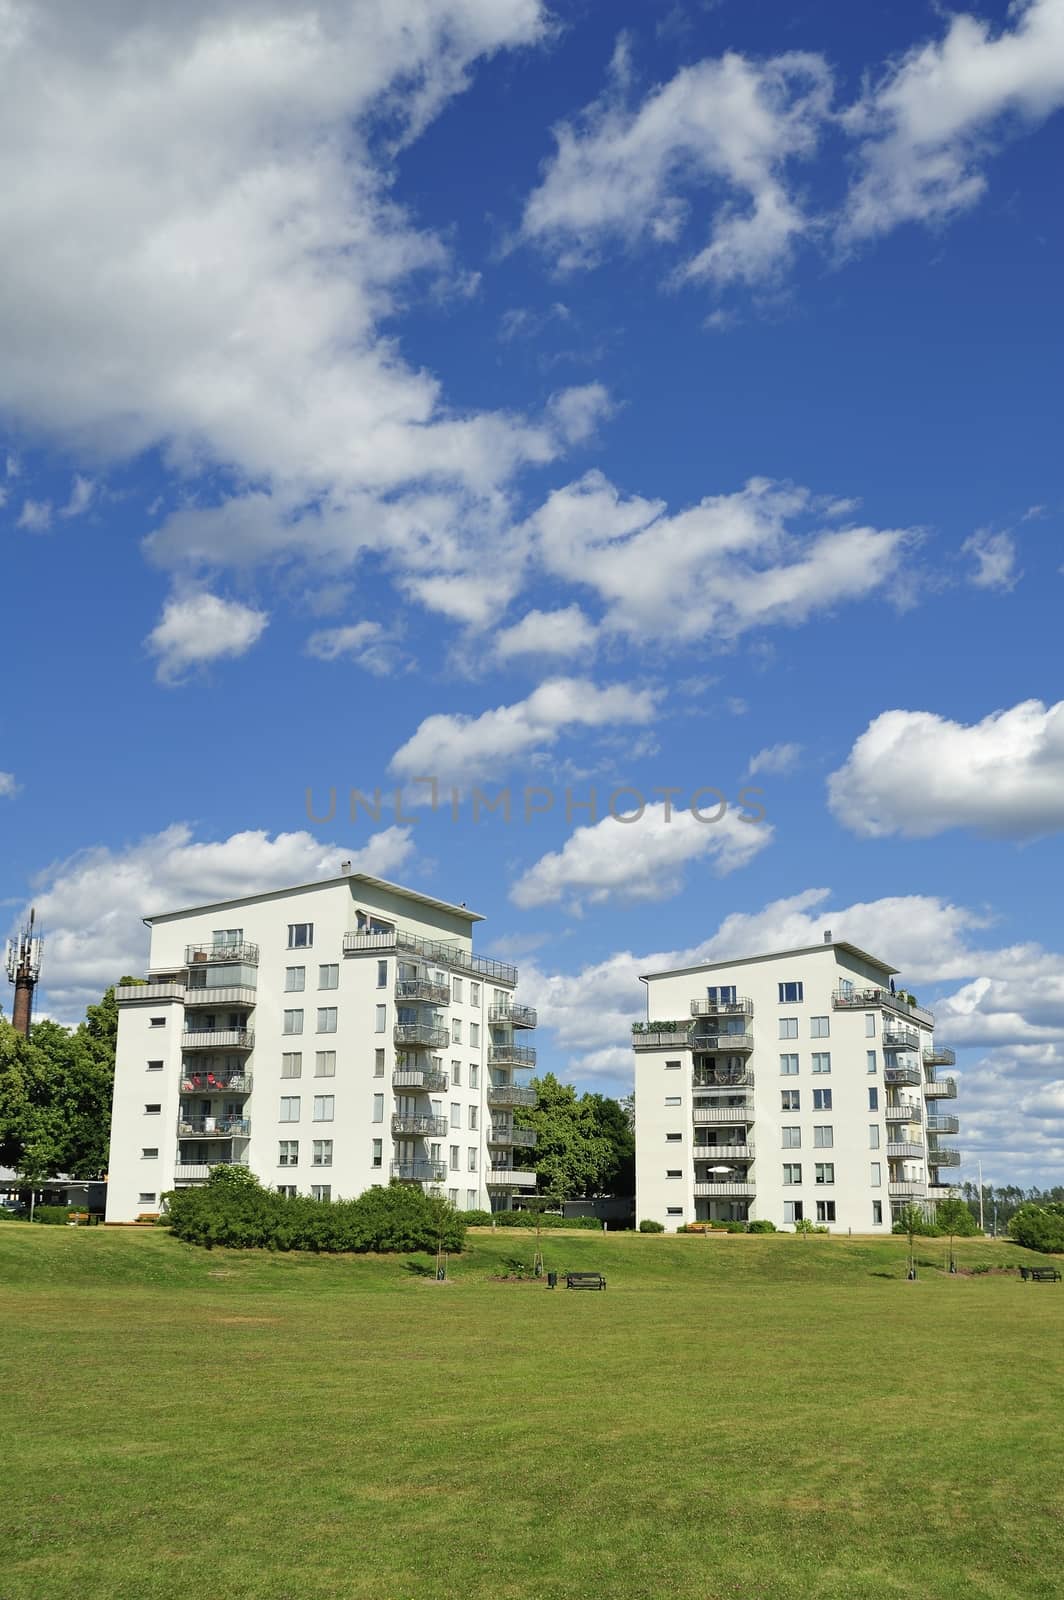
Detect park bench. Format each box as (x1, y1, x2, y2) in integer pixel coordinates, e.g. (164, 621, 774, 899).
(565, 1271, 606, 1291)
(1019, 1265, 1061, 1282)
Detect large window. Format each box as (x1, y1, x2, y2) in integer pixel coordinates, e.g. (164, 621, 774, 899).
(311, 1185, 331, 1203)
(784, 1201, 804, 1224)
(813, 1126, 834, 1148)
(288, 923, 313, 949)
(816, 1201, 836, 1223)
(315, 1051, 336, 1078)
(781, 1089, 800, 1111)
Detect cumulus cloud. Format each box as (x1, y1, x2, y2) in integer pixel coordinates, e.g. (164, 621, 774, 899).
(746, 741, 802, 777)
(963, 529, 1021, 591)
(828, 698, 1064, 840)
(305, 621, 408, 676)
(389, 677, 659, 785)
(0, 772, 18, 799)
(494, 605, 598, 662)
(510, 802, 773, 910)
(59, 475, 95, 519)
(146, 591, 269, 684)
(20, 822, 415, 1021)
(16, 499, 52, 532)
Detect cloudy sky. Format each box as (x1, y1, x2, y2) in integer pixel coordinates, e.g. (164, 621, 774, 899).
(2, 0, 1063, 1185)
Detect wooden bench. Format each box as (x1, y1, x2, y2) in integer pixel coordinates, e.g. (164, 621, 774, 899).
(1020, 1265, 1062, 1282)
(565, 1271, 606, 1291)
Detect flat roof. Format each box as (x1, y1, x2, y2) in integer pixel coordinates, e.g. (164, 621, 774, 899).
(640, 939, 898, 983)
(145, 871, 484, 926)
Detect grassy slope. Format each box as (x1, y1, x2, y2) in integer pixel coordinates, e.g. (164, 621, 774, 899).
(0, 1224, 1061, 1600)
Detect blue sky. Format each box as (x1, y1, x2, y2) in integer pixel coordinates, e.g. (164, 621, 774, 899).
(2, 0, 1063, 1184)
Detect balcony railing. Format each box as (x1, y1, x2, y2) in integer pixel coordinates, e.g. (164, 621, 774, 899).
(486, 1168, 537, 1188)
(115, 981, 185, 1004)
(180, 1073, 252, 1095)
(927, 1147, 961, 1167)
(487, 1124, 536, 1148)
(390, 1159, 447, 1184)
(886, 1141, 925, 1160)
(182, 1028, 254, 1051)
(693, 1069, 754, 1090)
(392, 1113, 449, 1138)
(392, 1067, 448, 1093)
(342, 929, 518, 985)
(393, 1023, 450, 1050)
(488, 1044, 537, 1069)
(693, 1144, 754, 1161)
(882, 1025, 920, 1052)
(178, 1117, 250, 1138)
(185, 942, 259, 966)
(693, 1180, 756, 1198)
(692, 1031, 754, 1054)
(174, 1159, 248, 1182)
(632, 1026, 693, 1050)
(692, 1104, 755, 1124)
(923, 1077, 957, 1100)
(888, 1181, 928, 1199)
(690, 998, 754, 1019)
(884, 1100, 922, 1121)
(923, 1046, 956, 1067)
(832, 987, 935, 1027)
(488, 1002, 537, 1029)
(395, 979, 451, 1005)
(926, 1115, 959, 1135)
(884, 1065, 922, 1087)
(487, 1085, 537, 1109)
(184, 986, 257, 1009)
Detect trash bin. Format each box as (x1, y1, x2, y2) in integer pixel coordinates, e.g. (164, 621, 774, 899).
(547, 1271, 557, 1289)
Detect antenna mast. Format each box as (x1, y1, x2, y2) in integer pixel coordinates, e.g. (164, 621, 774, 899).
(5, 908, 43, 1038)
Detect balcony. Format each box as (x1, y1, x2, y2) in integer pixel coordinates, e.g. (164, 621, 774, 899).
(690, 997, 754, 1019)
(182, 1028, 254, 1051)
(693, 1180, 756, 1198)
(884, 1065, 922, 1088)
(392, 1114, 449, 1138)
(488, 1001, 537, 1029)
(926, 1115, 959, 1135)
(693, 1068, 754, 1090)
(178, 1117, 250, 1138)
(487, 1084, 537, 1109)
(342, 929, 518, 985)
(393, 1023, 450, 1050)
(395, 979, 450, 1006)
(884, 1100, 921, 1121)
(487, 1124, 537, 1148)
(886, 1141, 925, 1160)
(923, 1045, 956, 1067)
(185, 942, 259, 966)
(693, 1144, 754, 1162)
(393, 1067, 448, 1093)
(180, 1072, 252, 1095)
(832, 987, 935, 1027)
(927, 1148, 961, 1167)
(486, 1168, 537, 1189)
(888, 1181, 928, 1199)
(691, 1031, 754, 1054)
(882, 1025, 920, 1052)
(184, 986, 257, 1009)
(115, 981, 184, 1004)
(390, 1159, 447, 1184)
(693, 1104, 755, 1124)
(488, 1044, 537, 1070)
(174, 1160, 247, 1182)
(632, 1025, 693, 1050)
(924, 1077, 957, 1100)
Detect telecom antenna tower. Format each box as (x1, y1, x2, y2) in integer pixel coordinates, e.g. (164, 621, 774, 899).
(5, 908, 43, 1038)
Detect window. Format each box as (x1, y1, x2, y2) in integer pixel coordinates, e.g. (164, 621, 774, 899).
(872, 1201, 883, 1225)
(374, 1005, 386, 1033)
(278, 1140, 299, 1166)
(784, 1200, 804, 1224)
(813, 1126, 834, 1148)
(279, 1096, 300, 1123)
(779, 1018, 798, 1040)
(142, 1147, 159, 1159)
(372, 1139, 382, 1169)
(470, 1022, 480, 1048)
(452, 1018, 462, 1044)
(869, 1125, 880, 1149)
(469, 1107, 478, 1131)
(467, 1147, 477, 1172)
(452, 1060, 462, 1086)
(449, 1188, 459, 1208)
(814, 1163, 835, 1185)
(810, 1016, 830, 1038)
(312, 1139, 333, 1166)
(707, 985, 736, 1004)
(374, 1049, 385, 1077)
(138, 1193, 156, 1206)
(450, 1145, 460, 1171)
(666, 1132, 682, 1143)
(470, 983, 480, 1007)
(868, 1087, 879, 1111)
(779, 1054, 799, 1076)
(147, 1060, 163, 1072)
(285, 966, 305, 992)
(313, 1096, 334, 1122)
(782, 1126, 801, 1149)
(450, 1103, 461, 1128)
(311, 1185, 331, 1202)
(666, 1207, 683, 1217)
(149, 1017, 165, 1028)
(816, 1200, 836, 1223)
(319, 964, 339, 990)
(812, 1052, 831, 1075)
(212, 928, 243, 948)
(283, 1009, 304, 1035)
(664, 1059, 681, 1071)
(778, 981, 804, 1003)
(288, 923, 313, 949)
(277, 1185, 297, 1198)
(453, 977, 463, 1002)
(315, 1051, 335, 1078)
(867, 1050, 877, 1074)
(372, 1094, 383, 1123)
(466, 1189, 477, 1210)
(376, 960, 387, 988)
(316, 1007, 337, 1033)
(144, 1103, 161, 1115)
(281, 1052, 302, 1079)
(812, 1088, 832, 1111)
(470, 1064, 479, 1090)
(664, 1095, 682, 1107)
(783, 1163, 802, 1185)
(666, 1169, 682, 1179)
(865, 1013, 875, 1037)
(870, 1162, 882, 1187)
(781, 1089, 800, 1111)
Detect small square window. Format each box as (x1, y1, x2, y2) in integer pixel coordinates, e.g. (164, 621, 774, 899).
(285, 966, 306, 992)
(813, 1126, 833, 1148)
(779, 1018, 798, 1040)
(810, 1016, 830, 1038)
(816, 1200, 836, 1223)
(781, 1089, 800, 1111)
(313, 1096, 335, 1123)
(312, 1139, 333, 1167)
(278, 1140, 299, 1167)
(311, 1185, 331, 1203)
(288, 923, 313, 949)
(811, 1052, 831, 1075)
(812, 1088, 832, 1111)
(783, 1163, 802, 1185)
(281, 1053, 302, 1079)
(779, 1054, 799, 1076)
(279, 1097, 301, 1123)
(283, 1009, 304, 1035)
(315, 1051, 335, 1078)
(782, 1126, 801, 1149)
(316, 1007, 337, 1034)
(815, 1163, 835, 1185)
(319, 964, 339, 990)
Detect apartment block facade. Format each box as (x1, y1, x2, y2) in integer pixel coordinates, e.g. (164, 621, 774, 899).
(106, 872, 538, 1222)
(634, 936, 959, 1233)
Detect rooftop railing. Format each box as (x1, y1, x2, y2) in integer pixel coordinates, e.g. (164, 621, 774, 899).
(343, 929, 517, 985)
(832, 987, 934, 1027)
(185, 942, 259, 966)
(690, 998, 754, 1018)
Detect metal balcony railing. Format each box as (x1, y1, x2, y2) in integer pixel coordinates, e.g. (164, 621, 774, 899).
(390, 1160, 447, 1184)
(882, 1025, 920, 1052)
(693, 1068, 754, 1089)
(692, 1144, 754, 1161)
(926, 1115, 959, 1135)
(342, 929, 517, 985)
(178, 1117, 250, 1138)
(395, 979, 451, 1005)
(923, 1046, 956, 1067)
(185, 942, 259, 966)
(393, 1023, 450, 1050)
(392, 1068, 448, 1093)
(832, 987, 935, 1026)
(487, 1084, 537, 1109)
(693, 1180, 756, 1197)
(488, 1044, 537, 1069)
(692, 1104, 755, 1124)
(180, 1073, 252, 1095)
(174, 1162, 248, 1182)
(884, 1065, 922, 1087)
(184, 985, 258, 1008)
(690, 998, 754, 1019)
(181, 1028, 254, 1051)
(485, 1125, 536, 1148)
(888, 1181, 928, 1199)
(884, 1100, 922, 1120)
(488, 1001, 537, 1029)
(927, 1147, 961, 1167)
(886, 1141, 924, 1160)
(923, 1077, 957, 1100)
(486, 1169, 537, 1188)
(632, 1026, 693, 1049)
(391, 1114, 449, 1138)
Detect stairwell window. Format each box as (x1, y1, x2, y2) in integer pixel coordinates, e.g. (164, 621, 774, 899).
(867, 1050, 877, 1073)
(376, 960, 387, 988)
(372, 1139, 382, 1169)
(869, 1125, 880, 1149)
(865, 1014, 876, 1037)
(870, 1162, 882, 1186)
(868, 1087, 879, 1111)
(372, 1094, 383, 1123)
(374, 1049, 385, 1077)
(374, 1005, 386, 1033)
(872, 1201, 883, 1224)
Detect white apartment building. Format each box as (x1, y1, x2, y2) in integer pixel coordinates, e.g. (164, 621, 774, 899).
(106, 870, 538, 1222)
(634, 934, 959, 1233)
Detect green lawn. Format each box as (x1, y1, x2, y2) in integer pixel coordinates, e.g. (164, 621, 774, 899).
(0, 1223, 1061, 1600)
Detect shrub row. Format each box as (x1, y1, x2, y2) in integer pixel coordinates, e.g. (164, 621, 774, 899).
(455, 1209, 603, 1230)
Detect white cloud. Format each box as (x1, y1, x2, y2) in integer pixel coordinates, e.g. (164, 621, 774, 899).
(746, 741, 802, 777)
(510, 802, 773, 910)
(20, 822, 415, 1022)
(17, 499, 52, 532)
(305, 621, 408, 675)
(963, 529, 1021, 591)
(0, 772, 18, 799)
(59, 475, 95, 519)
(841, 0, 1064, 241)
(146, 591, 269, 684)
(389, 677, 659, 785)
(829, 698, 1064, 840)
(494, 605, 598, 662)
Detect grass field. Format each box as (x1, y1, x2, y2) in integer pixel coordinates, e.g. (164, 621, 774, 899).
(0, 1223, 1061, 1600)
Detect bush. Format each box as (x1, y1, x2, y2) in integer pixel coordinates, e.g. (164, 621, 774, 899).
(467, 1210, 602, 1230)
(454, 1210, 494, 1228)
(638, 1218, 664, 1233)
(1008, 1202, 1064, 1255)
(32, 1205, 79, 1226)
(747, 1219, 777, 1233)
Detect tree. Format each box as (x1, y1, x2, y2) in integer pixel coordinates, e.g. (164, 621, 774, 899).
(1008, 1202, 1064, 1255)
(581, 1093, 635, 1197)
(935, 1195, 978, 1273)
(514, 1073, 615, 1201)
